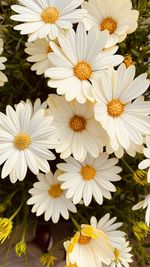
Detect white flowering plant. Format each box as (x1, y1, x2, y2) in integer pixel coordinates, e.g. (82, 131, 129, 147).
(0, 0, 149, 267)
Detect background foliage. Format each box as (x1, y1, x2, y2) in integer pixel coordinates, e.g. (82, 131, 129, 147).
(0, 0, 150, 266)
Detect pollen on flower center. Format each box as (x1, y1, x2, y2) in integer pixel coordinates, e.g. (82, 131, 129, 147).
(100, 18, 117, 34)
(41, 7, 59, 24)
(78, 234, 91, 245)
(107, 99, 124, 117)
(48, 184, 63, 198)
(114, 249, 120, 263)
(81, 165, 96, 181)
(70, 116, 86, 132)
(14, 134, 31, 150)
(74, 61, 92, 80)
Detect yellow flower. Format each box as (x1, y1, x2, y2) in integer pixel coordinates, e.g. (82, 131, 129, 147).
(15, 241, 27, 257)
(0, 218, 13, 243)
(81, 224, 107, 240)
(123, 54, 134, 68)
(133, 170, 147, 185)
(65, 224, 109, 256)
(40, 253, 57, 267)
(133, 222, 150, 240)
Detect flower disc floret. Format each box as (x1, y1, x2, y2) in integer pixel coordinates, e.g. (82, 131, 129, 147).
(70, 116, 86, 132)
(41, 7, 59, 24)
(74, 61, 92, 80)
(100, 18, 117, 34)
(107, 99, 124, 117)
(14, 134, 31, 150)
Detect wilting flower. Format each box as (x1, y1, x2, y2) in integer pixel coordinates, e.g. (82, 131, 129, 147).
(133, 222, 150, 240)
(15, 241, 27, 257)
(0, 218, 13, 243)
(64, 223, 114, 267)
(40, 253, 57, 267)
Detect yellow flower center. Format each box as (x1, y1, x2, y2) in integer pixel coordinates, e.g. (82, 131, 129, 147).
(100, 18, 117, 34)
(78, 234, 91, 245)
(81, 165, 96, 181)
(69, 116, 86, 132)
(107, 99, 124, 117)
(114, 249, 120, 263)
(14, 134, 31, 150)
(74, 61, 92, 80)
(48, 184, 63, 198)
(41, 7, 59, 24)
(123, 54, 134, 68)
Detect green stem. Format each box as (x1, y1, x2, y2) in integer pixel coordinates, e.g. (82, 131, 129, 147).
(6, 191, 16, 204)
(9, 202, 23, 221)
(50, 238, 68, 254)
(70, 215, 81, 231)
(121, 158, 135, 175)
(21, 227, 26, 243)
(2, 226, 18, 267)
(25, 253, 29, 267)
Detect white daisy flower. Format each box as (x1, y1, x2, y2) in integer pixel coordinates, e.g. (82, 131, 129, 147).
(45, 23, 123, 104)
(132, 194, 150, 226)
(138, 136, 150, 182)
(93, 64, 150, 153)
(102, 240, 133, 267)
(106, 142, 144, 159)
(27, 170, 77, 223)
(25, 38, 53, 75)
(11, 0, 87, 42)
(48, 95, 109, 162)
(82, 0, 139, 48)
(0, 38, 8, 86)
(57, 153, 122, 206)
(90, 213, 125, 250)
(0, 102, 56, 183)
(64, 223, 114, 267)
(15, 98, 48, 115)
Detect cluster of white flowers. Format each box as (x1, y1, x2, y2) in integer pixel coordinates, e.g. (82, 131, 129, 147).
(0, 0, 149, 266)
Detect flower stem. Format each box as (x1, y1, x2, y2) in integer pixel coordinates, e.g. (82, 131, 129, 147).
(9, 202, 23, 221)
(70, 215, 81, 231)
(121, 158, 135, 175)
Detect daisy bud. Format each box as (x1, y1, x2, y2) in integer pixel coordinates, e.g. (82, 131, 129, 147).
(40, 253, 57, 267)
(15, 241, 27, 257)
(133, 222, 150, 240)
(0, 218, 13, 243)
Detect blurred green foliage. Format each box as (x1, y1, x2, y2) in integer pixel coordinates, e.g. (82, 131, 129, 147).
(0, 0, 150, 266)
